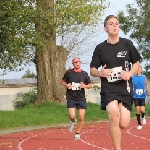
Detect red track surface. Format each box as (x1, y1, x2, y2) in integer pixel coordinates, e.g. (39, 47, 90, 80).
(0, 119, 150, 150)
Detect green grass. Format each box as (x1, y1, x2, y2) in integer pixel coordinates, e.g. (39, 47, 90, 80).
(131, 103, 150, 117)
(0, 102, 150, 131)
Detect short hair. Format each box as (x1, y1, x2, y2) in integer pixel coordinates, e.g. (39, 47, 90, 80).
(104, 15, 119, 27)
(72, 57, 80, 63)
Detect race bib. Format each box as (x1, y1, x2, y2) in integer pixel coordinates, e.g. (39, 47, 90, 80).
(135, 89, 143, 95)
(107, 66, 122, 83)
(72, 82, 81, 90)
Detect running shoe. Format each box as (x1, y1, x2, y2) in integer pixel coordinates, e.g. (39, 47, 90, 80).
(137, 125, 142, 130)
(68, 119, 77, 132)
(142, 116, 146, 125)
(74, 134, 80, 140)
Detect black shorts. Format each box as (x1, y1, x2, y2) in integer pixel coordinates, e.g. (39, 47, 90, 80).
(101, 93, 133, 111)
(67, 100, 87, 109)
(133, 98, 145, 107)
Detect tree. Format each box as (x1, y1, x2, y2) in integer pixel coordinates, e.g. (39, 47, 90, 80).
(117, 0, 150, 62)
(22, 69, 36, 78)
(0, 0, 109, 103)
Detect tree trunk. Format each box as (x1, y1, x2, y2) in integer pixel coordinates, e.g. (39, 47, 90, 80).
(35, 0, 68, 103)
(36, 40, 68, 103)
(51, 46, 68, 103)
(36, 45, 54, 102)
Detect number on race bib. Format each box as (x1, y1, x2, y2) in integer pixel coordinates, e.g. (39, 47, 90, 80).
(136, 89, 143, 95)
(72, 82, 81, 90)
(107, 66, 122, 83)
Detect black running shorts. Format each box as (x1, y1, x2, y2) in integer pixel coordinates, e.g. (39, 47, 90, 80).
(133, 98, 145, 107)
(100, 93, 133, 111)
(67, 100, 87, 109)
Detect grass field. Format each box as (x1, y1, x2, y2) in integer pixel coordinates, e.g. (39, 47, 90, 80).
(0, 102, 150, 130)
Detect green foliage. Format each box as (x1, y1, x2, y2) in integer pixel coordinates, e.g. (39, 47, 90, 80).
(22, 69, 37, 78)
(13, 89, 37, 110)
(1, 102, 150, 130)
(0, 80, 4, 85)
(143, 71, 150, 80)
(86, 102, 108, 121)
(55, 1, 108, 30)
(0, 0, 109, 74)
(117, 0, 150, 61)
(92, 85, 101, 90)
(0, 0, 37, 73)
(0, 102, 103, 130)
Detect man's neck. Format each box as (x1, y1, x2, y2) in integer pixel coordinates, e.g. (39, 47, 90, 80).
(74, 68, 82, 72)
(136, 73, 142, 76)
(107, 36, 119, 44)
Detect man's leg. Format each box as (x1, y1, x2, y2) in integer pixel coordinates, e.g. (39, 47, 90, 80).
(133, 99, 142, 128)
(68, 108, 76, 122)
(135, 106, 141, 125)
(76, 109, 85, 133)
(141, 106, 146, 117)
(67, 100, 76, 121)
(140, 98, 146, 125)
(141, 106, 145, 115)
(67, 100, 76, 132)
(68, 108, 76, 132)
(119, 102, 131, 129)
(74, 108, 85, 140)
(141, 106, 146, 124)
(74, 101, 87, 140)
(106, 100, 121, 150)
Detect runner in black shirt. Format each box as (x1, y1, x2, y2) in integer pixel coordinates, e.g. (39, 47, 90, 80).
(90, 15, 141, 150)
(61, 57, 92, 140)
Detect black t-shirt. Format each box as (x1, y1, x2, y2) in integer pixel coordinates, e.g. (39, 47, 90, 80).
(62, 69, 91, 101)
(90, 37, 141, 95)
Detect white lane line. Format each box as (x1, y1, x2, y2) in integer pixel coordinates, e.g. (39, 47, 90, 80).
(18, 131, 51, 150)
(80, 124, 113, 150)
(80, 138, 109, 150)
(18, 123, 112, 150)
(127, 126, 150, 140)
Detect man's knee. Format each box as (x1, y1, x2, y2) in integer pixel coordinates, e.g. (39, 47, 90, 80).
(109, 113, 120, 126)
(78, 115, 85, 121)
(140, 106, 145, 112)
(69, 115, 76, 120)
(119, 121, 130, 129)
(69, 112, 76, 120)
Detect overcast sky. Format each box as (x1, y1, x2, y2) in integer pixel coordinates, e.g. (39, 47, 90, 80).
(0, 0, 136, 79)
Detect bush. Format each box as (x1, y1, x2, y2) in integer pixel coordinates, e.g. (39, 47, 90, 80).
(13, 88, 37, 110)
(92, 85, 101, 90)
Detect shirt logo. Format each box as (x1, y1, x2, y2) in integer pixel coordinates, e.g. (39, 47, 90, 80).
(117, 51, 127, 57)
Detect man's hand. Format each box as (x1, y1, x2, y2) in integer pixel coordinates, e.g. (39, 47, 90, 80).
(120, 70, 132, 81)
(101, 64, 112, 78)
(146, 91, 150, 97)
(66, 83, 72, 89)
(80, 82, 86, 88)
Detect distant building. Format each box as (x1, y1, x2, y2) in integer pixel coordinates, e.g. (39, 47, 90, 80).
(90, 76, 101, 88)
(0, 78, 37, 87)
(0, 78, 37, 110)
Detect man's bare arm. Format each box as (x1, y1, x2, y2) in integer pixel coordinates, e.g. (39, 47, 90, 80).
(129, 61, 140, 77)
(90, 65, 112, 78)
(90, 67, 101, 77)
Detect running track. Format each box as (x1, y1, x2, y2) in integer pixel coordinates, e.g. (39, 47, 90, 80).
(0, 119, 150, 150)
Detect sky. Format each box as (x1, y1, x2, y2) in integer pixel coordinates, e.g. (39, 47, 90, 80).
(0, 0, 136, 79)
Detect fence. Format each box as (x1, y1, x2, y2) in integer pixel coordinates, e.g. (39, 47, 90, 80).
(0, 86, 36, 110)
(85, 89, 150, 105)
(0, 86, 150, 110)
(85, 89, 101, 105)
